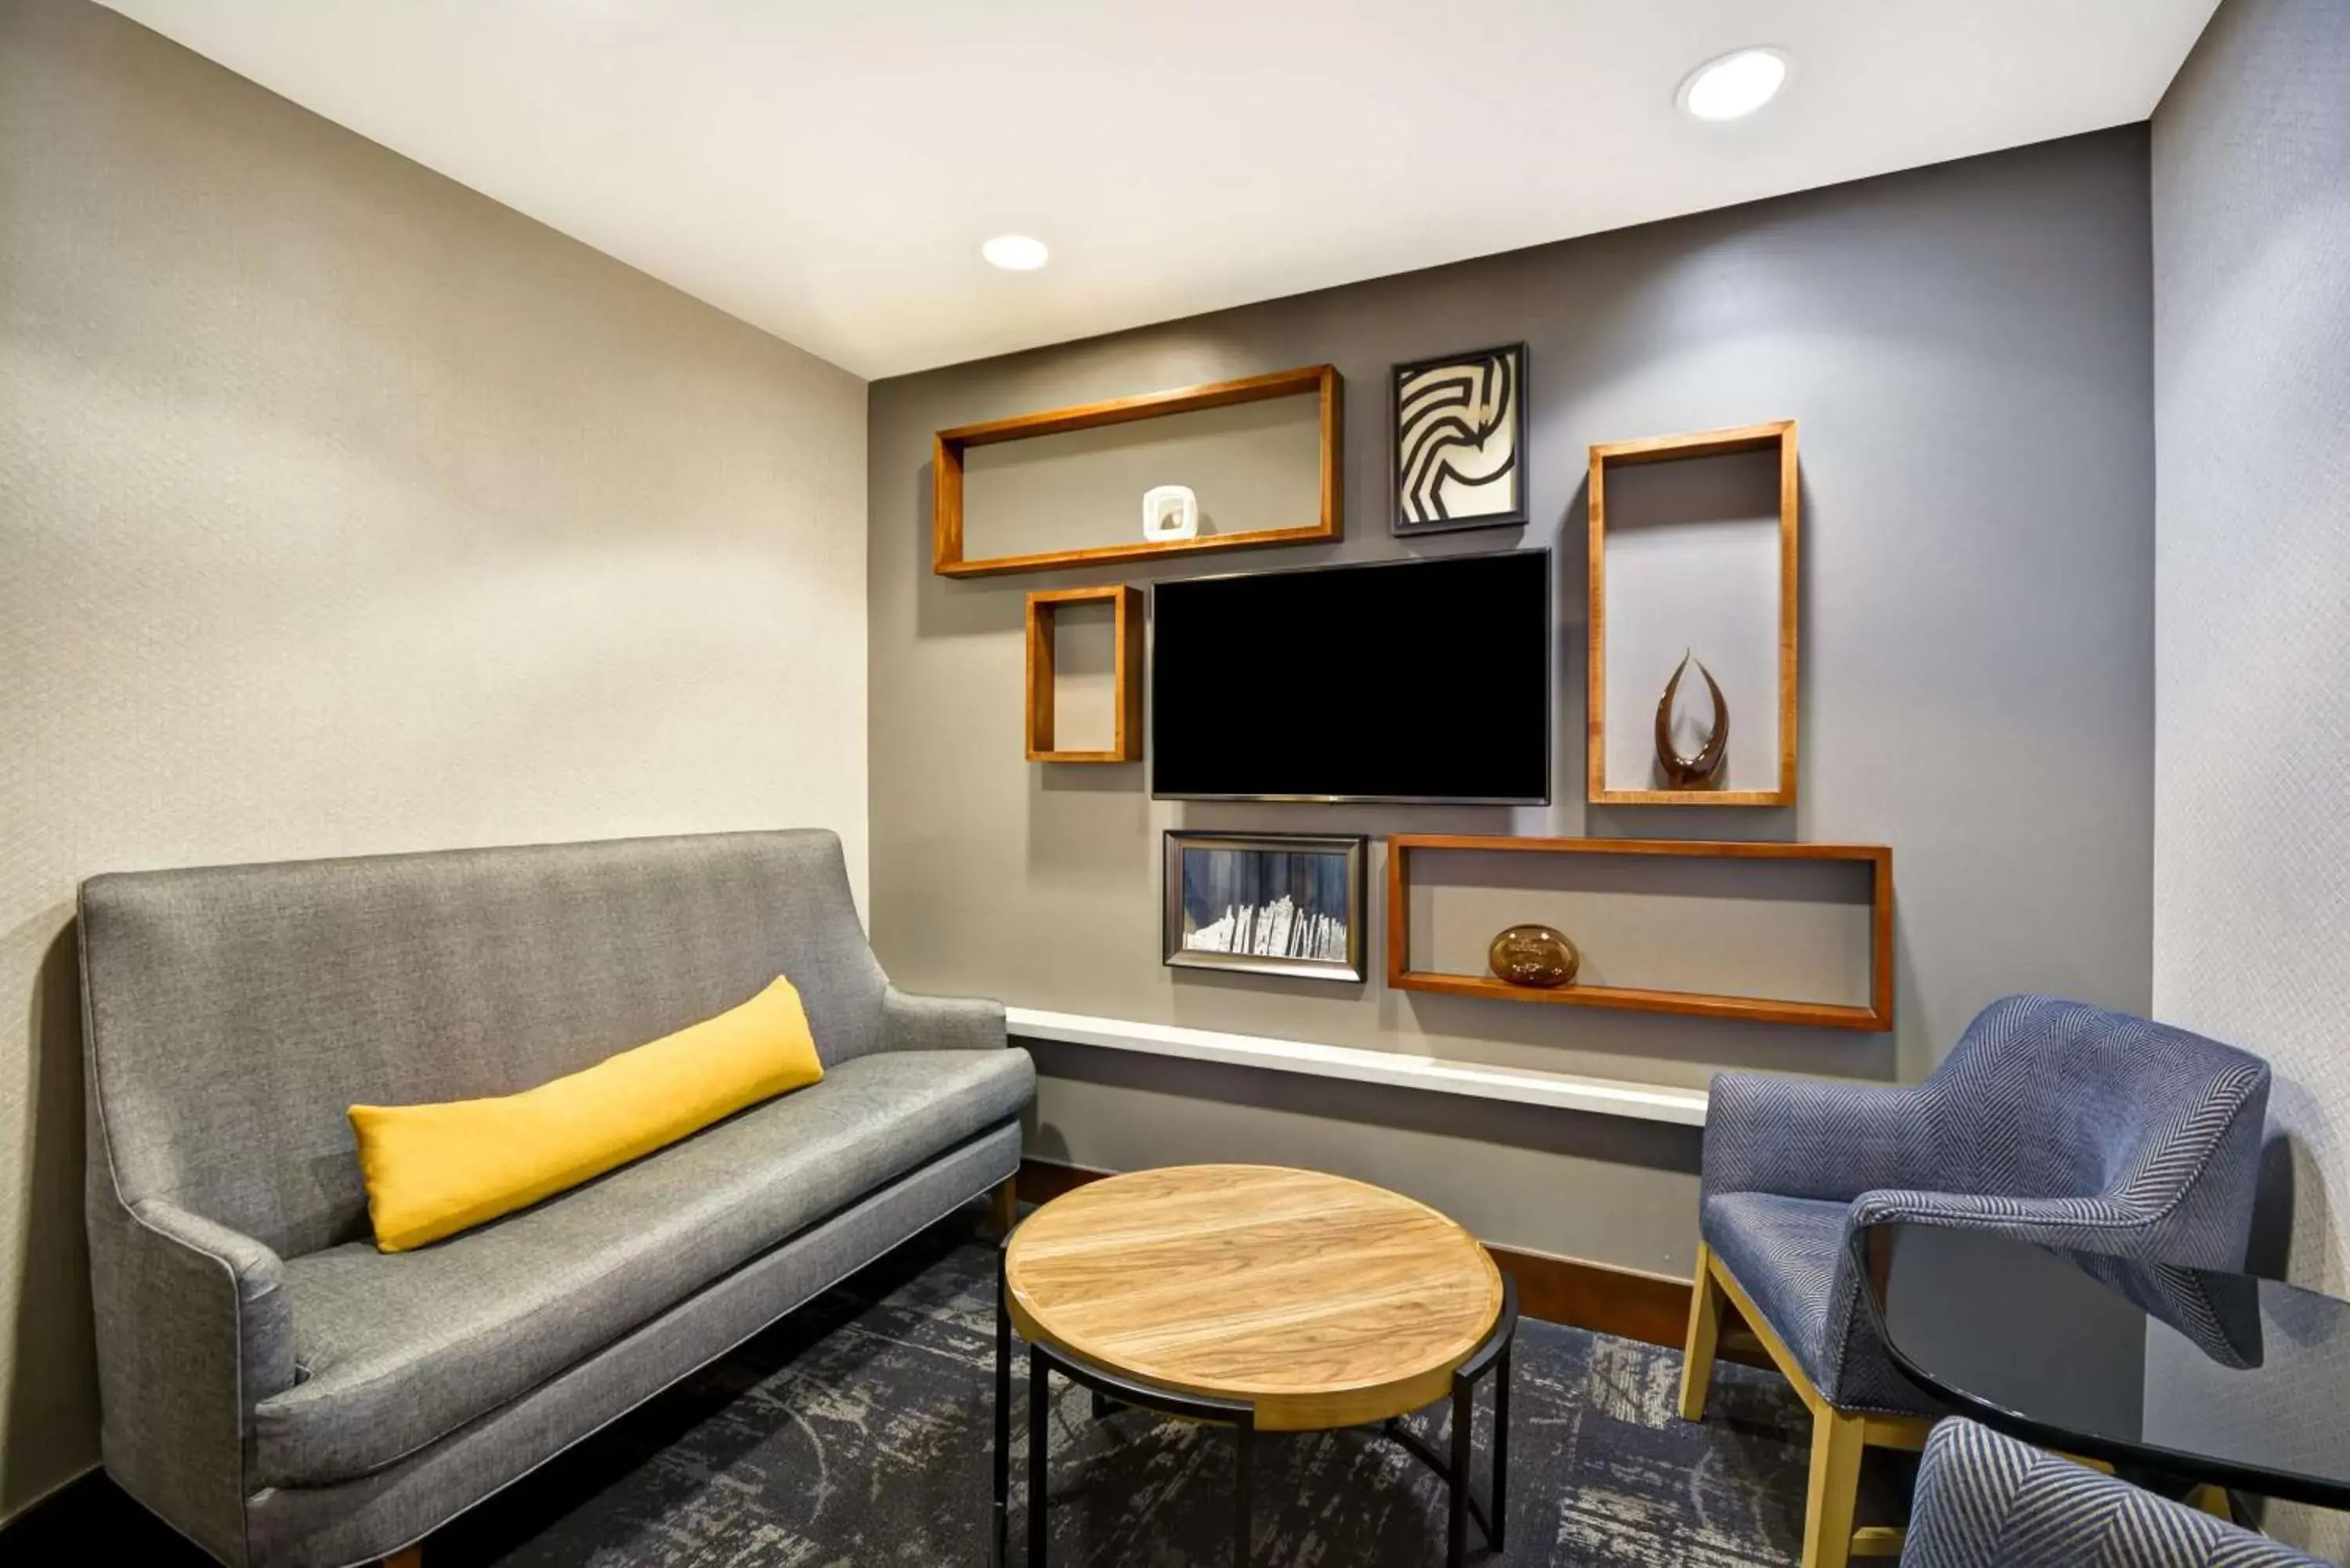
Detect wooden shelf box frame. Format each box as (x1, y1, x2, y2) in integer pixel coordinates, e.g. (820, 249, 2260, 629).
(1588, 419, 1799, 807)
(1025, 585, 1144, 763)
(933, 364, 1343, 578)
(1385, 833, 1894, 1031)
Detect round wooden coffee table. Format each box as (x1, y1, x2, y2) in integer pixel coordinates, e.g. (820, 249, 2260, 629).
(990, 1165, 1517, 1567)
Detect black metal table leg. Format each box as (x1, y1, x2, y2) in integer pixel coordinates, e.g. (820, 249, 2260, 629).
(993, 1245, 1011, 1568)
(1447, 1367, 1473, 1567)
(1028, 1344, 1050, 1568)
(1014, 1340, 1257, 1566)
(993, 1274, 1513, 1568)
(1234, 1412, 1254, 1567)
(1369, 1274, 1517, 1564)
(1492, 1337, 1512, 1551)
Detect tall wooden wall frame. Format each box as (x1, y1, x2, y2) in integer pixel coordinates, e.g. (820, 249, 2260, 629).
(933, 365, 1342, 578)
(1025, 585, 1143, 763)
(1587, 420, 1799, 807)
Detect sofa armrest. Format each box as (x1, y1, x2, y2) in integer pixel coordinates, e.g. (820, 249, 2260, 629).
(1703, 1071, 1938, 1202)
(121, 1198, 296, 1412)
(86, 1193, 293, 1563)
(880, 985, 1007, 1053)
(132, 1198, 294, 1354)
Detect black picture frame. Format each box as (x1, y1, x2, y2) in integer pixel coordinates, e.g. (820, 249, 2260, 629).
(1161, 832, 1368, 984)
(1391, 341, 1529, 537)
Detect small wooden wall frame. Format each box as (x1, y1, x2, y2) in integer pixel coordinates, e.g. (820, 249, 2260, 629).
(1386, 834, 1893, 1031)
(932, 364, 1343, 578)
(1588, 419, 1799, 806)
(1025, 584, 1144, 763)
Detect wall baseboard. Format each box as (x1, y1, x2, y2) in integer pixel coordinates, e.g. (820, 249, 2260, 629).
(0, 1465, 190, 1558)
(0, 1461, 94, 1534)
(1014, 1154, 1118, 1205)
(1014, 1157, 1766, 1364)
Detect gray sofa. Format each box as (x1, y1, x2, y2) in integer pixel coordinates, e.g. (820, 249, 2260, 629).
(79, 829, 1032, 1568)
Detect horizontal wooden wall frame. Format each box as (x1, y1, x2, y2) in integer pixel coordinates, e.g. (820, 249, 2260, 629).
(1025, 584, 1143, 762)
(1588, 419, 1799, 807)
(1386, 833, 1894, 1031)
(932, 364, 1343, 577)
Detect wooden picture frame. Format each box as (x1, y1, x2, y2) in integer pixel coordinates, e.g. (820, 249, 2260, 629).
(1392, 342, 1528, 537)
(1386, 833, 1893, 1031)
(933, 365, 1342, 578)
(1164, 832, 1368, 984)
(1587, 419, 1799, 806)
(1025, 585, 1142, 763)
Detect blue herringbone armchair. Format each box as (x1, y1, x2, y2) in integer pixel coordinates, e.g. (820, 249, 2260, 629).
(1678, 995, 2272, 1568)
(1905, 1418, 2323, 1567)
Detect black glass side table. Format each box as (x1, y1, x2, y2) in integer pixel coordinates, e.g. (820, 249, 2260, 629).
(1852, 1220, 2350, 1511)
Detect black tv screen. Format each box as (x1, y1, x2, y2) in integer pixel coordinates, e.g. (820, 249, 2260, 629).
(1152, 550, 1550, 803)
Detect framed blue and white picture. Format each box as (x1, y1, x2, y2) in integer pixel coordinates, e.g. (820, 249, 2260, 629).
(1391, 342, 1528, 536)
(1162, 832, 1367, 983)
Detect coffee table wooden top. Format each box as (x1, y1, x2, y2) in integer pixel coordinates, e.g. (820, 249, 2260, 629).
(1003, 1164, 1502, 1432)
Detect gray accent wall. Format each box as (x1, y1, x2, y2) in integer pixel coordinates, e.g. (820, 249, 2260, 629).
(2153, 17, 2348, 1554)
(869, 131, 2159, 1274)
(1, 0, 868, 1519)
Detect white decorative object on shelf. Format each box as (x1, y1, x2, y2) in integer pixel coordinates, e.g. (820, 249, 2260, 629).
(1141, 484, 1198, 541)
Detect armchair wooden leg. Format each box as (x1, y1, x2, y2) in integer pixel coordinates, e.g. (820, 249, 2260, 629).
(983, 1176, 1018, 1240)
(1679, 1240, 1725, 1422)
(1802, 1408, 1865, 1568)
(383, 1549, 423, 1568)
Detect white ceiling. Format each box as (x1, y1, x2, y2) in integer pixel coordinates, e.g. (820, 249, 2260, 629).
(99, 1, 2218, 380)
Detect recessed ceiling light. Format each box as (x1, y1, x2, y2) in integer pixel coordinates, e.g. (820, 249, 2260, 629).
(982, 234, 1050, 271)
(1679, 48, 1789, 121)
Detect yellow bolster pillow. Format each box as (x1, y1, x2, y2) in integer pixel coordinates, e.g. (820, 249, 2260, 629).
(349, 976, 825, 1252)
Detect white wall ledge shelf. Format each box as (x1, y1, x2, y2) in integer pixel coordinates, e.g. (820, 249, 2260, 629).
(1003, 1007, 1709, 1128)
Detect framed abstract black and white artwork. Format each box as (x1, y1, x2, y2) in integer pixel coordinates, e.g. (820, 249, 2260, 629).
(1391, 342, 1528, 536)
(1162, 832, 1367, 983)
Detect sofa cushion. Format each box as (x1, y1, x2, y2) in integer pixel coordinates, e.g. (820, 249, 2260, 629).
(255, 1047, 1032, 1487)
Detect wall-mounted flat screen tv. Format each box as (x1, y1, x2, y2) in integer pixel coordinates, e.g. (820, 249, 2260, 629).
(1152, 549, 1551, 803)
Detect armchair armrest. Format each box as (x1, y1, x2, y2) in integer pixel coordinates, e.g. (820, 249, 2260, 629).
(1820, 1186, 2205, 1405)
(1845, 1187, 2156, 1254)
(1703, 1071, 1939, 1202)
(880, 985, 1007, 1053)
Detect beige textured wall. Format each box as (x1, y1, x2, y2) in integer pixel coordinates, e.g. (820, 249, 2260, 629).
(0, 0, 867, 1519)
(2153, 0, 2350, 1552)
(2154, 0, 2350, 1299)
(869, 130, 2160, 1281)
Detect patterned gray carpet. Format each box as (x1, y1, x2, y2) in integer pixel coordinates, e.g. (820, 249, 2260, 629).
(45, 1212, 1884, 1566)
(420, 1214, 1868, 1567)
